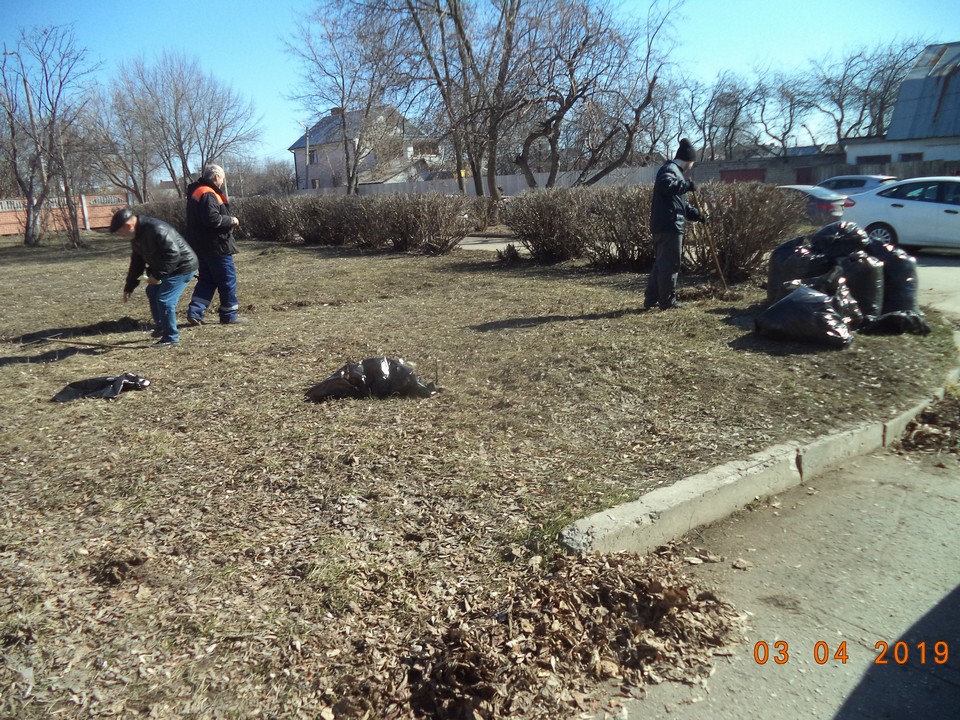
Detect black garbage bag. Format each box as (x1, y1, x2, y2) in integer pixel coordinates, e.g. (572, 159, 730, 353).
(840, 251, 885, 320)
(755, 286, 854, 348)
(861, 311, 931, 336)
(766, 237, 835, 304)
(52, 372, 151, 403)
(305, 357, 438, 402)
(880, 249, 920, 314)
(865, 237, 897, 262)
(780, 268, 863, 331)
(809, 221, 869, 260)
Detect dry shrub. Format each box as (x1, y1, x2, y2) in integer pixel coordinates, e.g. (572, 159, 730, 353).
(362, 193, 473, 254)
(684, 182, 807, 282)
(297, 195, 369, 246)
(504, 181, 806, 279)
(233, 196, 302, 243)
(579, 185, 654, 271)
(501, 188, 586, 262)
(134, 199, 187, 236)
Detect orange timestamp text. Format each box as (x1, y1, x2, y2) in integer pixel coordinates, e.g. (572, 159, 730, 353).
(752, 640, 949, 666)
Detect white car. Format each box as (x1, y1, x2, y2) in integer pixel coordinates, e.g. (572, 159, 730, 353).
(817, 175, 898, 194)
(840, 176, 960, 250)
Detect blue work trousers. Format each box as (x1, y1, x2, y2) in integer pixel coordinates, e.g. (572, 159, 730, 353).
(188, 254, 239, 323)
(145, 271, 194, 343)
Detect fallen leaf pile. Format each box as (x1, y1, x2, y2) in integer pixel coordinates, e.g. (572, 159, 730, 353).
(323, 550, 744, 719)
(900, 392, 960, 455)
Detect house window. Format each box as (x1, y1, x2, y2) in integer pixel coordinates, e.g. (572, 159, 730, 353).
(899, 152, 923, 162)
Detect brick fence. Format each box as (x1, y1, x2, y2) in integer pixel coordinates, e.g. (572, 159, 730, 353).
(0, 193, 130, 237)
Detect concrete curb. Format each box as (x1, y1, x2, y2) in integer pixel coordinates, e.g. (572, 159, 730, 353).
(560, 365, 960, 557)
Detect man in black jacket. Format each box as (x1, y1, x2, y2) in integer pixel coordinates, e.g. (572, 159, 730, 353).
(110, 208, 199, 349)
(644, 138, 708, 310)
(184, 163, 244, 325)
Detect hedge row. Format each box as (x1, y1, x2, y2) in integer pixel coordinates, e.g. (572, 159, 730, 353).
(503, 182, 807, 279)
(133, 193, 485, 255)
(134, 182, 805, 280)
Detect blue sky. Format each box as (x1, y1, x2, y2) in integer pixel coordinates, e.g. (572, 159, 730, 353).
(2, 0, 959, 165)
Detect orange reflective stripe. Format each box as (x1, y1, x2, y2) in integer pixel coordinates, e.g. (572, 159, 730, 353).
(190, 185, 226, 203)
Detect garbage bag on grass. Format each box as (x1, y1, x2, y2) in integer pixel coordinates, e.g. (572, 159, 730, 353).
(305, 357, 438, 402)
(52, 372, 151, 402)
(755, 286, 854, 348)
(766, 237, 835, 304)
(809, 221, 869, 260)
(880, 250, 920, 314)
(780, 268, 864, 331)
(861, 311, 931, 336)
(840, 251, 884, 320)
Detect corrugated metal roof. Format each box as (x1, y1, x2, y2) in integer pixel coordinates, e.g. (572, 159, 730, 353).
(886, 42, 960, 140)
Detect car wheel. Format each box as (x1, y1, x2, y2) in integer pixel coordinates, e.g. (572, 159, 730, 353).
(865, 223, 898, 246)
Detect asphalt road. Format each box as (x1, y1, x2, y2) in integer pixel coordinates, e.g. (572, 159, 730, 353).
(602, 249, 960, 719)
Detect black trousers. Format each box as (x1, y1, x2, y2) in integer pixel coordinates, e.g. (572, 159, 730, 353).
(644, 231, 683, 309)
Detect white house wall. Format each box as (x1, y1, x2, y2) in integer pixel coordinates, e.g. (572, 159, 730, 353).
(846, 137, 960, 163)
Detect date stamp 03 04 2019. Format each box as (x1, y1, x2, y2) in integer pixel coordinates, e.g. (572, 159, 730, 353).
(752, 640, 950, 666)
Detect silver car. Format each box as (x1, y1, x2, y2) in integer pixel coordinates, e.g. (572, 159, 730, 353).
(841, 176, 960, 249)
(777, 185, 847, 225)
(817, 175, 898, 195)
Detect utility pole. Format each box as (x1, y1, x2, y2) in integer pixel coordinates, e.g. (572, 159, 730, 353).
(302, 121, 311, 191)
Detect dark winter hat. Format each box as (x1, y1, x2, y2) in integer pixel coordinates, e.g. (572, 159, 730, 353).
(675, 138, 697, 162)
(109, 207, 135, 233)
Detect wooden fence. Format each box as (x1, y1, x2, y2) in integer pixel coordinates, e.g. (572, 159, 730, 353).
(0, 193, 130, 237)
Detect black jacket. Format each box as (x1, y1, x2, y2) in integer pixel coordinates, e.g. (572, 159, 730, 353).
(124, 215, 199, 293)
(649, 160, 703, 234)
(186, 179, 237, 257)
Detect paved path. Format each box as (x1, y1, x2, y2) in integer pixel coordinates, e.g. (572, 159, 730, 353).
(606, 249, 960, 719)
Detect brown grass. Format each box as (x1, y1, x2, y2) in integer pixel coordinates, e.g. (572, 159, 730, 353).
(0, 232, 955, 718)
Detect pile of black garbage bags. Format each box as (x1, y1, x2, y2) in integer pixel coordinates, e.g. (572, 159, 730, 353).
(757, 221, 929, 348)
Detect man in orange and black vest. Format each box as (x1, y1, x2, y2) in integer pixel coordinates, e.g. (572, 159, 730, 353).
(185, 163, 245, 325)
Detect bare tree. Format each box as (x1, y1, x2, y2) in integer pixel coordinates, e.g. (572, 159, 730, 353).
(290, 0, 417, 194)
(1, 25, 95, 246)
(86, 83, 159, 203)
(510, 0, 666, 188)
(682, 71, 759, 161)
(253, 159, 299, 196)
(862, 38, 925, 137)
(118, 53, 260, 196)
(807, 38, 924, 143)
(754, 70, 815, 157)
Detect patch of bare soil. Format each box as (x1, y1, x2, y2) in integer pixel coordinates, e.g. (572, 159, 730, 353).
(0, 235, 955, 718)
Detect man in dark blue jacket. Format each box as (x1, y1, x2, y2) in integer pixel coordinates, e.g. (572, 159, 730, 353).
(644, 138, 708, 310)
(184, 164, 244, 325)
(110, 208, 199, 349)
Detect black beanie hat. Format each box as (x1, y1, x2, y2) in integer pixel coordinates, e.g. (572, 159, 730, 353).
(675, 138, 697, 162)
(109, 207, 135, 233)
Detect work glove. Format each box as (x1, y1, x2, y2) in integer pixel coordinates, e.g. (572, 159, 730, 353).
(687, 179, 697, 192)
(700, 210, 711, 223)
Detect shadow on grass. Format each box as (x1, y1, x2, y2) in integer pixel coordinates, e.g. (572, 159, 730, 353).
(1, 317, 150, 366)
(13, 316, 147, 345)
(470, 306, 651, 332)
(0, 345, 116, 367)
